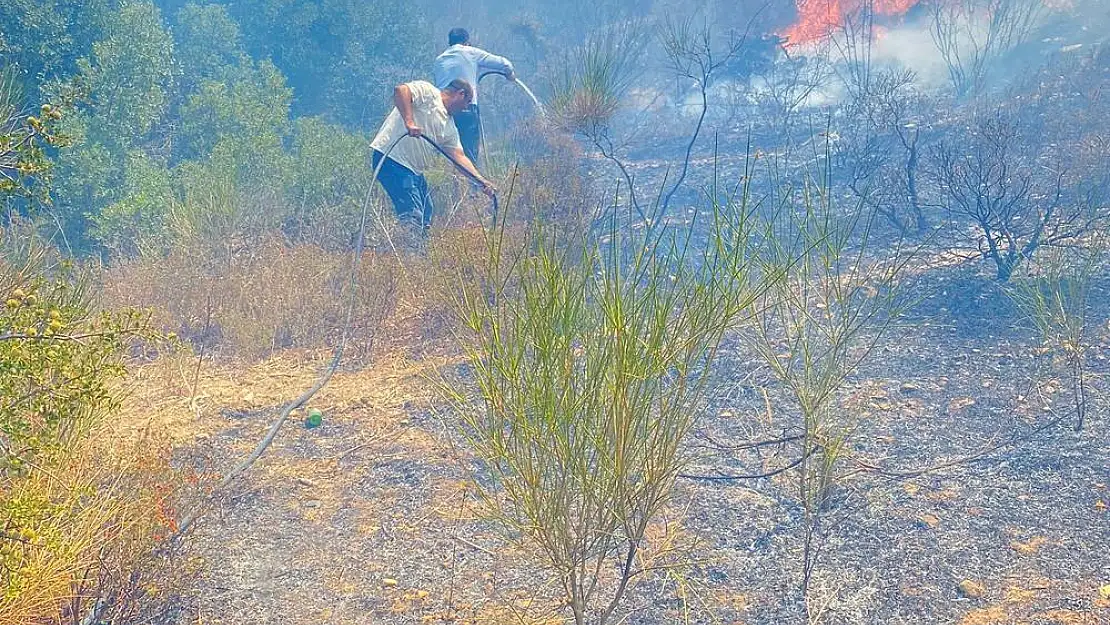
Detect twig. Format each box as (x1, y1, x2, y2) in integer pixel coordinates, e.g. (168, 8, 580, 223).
(679, 446, 816, 482)
(331, 427, 404, 463)
(189, 294, 214, 411)
(846, 407, 1073, 481)
(454, 535, 495, 556)
(694, 430, 802, 452)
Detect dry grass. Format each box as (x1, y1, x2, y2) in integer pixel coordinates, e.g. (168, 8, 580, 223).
(100, 235, 397, 362)
(0, 426, 194, 625)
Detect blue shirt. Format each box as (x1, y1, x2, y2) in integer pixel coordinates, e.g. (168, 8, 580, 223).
(433, 44, 514, 105)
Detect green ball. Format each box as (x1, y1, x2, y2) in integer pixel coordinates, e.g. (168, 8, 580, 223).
(305, 408, 323, 429)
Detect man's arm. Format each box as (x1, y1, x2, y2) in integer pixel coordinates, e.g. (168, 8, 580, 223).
(476, 50, 515, 81)
(451, 147, 496, 197)
(393, 83, 421, 136)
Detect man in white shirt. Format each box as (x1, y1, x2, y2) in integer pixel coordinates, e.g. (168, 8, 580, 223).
(433, 27, 515, 164)
(370, 78, 495, 230)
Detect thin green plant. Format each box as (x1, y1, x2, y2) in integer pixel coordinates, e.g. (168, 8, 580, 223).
(443, 180, 763, 625)
(1006, 243, 1104, 431)
(747, 159, 915, 593)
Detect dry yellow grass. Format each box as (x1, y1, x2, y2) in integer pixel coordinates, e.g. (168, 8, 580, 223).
(957, 606, 1010, 625)
(0, 431, 187, 625)
(1038, 610, 1102, 625)
(1010, 536, 1049, 555)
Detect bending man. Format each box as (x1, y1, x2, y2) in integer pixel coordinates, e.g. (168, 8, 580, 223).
(370, 79, 495, 230)
(433, 27, 515, 164)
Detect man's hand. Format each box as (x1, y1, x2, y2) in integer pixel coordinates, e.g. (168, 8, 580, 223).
(404, 121, 423, 138)
(450, 146, 494, 197)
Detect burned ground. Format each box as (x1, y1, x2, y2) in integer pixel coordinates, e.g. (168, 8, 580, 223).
(113, 242, 1110, 625)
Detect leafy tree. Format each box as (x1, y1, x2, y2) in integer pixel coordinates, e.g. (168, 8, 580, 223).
(176, 60, 293, 196)
(177, 60, 290, 161)
(0, 0, 114, 90)
(224, 0, 429, 124)
(75, 0, 176, 144)
(90, 150, 174, 256)
(289, 117, 371, 204)
(1, 68, 69, 205)
(48, 0, 176, 246)
(171, 2, 251, 91)
(283, 117, 373, 244)
(49, 111, 120, 227)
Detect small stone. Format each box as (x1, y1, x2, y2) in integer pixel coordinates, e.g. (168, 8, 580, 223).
(917, 514, 940, 529)
(958, 579, 986, 599)
(304, 500, 322, 509)
(382, 578, 398, 587)
(899, 382, 920, 394)
(295, 477, 318, 488)
(1010, 537, 1046, 555)
(947, 396, 976, 415)
(399, 419, 411, 427)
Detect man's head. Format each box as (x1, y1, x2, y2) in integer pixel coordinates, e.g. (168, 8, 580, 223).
(448, 27, 470, 46)
(441, 79, 473, 114)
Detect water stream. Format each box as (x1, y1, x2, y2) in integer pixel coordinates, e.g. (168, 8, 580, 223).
(513, 78, 545, 115)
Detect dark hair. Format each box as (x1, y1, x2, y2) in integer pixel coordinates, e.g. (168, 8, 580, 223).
(448, 27, 470, 46)
(444, 78, 474, 103)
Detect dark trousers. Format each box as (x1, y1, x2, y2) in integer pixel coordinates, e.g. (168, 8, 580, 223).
(371, 150, 433, 228)
(452, 104, 481, 164)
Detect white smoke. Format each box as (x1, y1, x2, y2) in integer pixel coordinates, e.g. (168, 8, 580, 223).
(871, 22, 951, 88)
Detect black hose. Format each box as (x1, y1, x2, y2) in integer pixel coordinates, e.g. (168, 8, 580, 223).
(417, 134, 499, 221)
(474, 71, 511, 174)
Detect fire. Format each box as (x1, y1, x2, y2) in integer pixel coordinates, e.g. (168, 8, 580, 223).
(782, 0, 924, 45)
(781, 0, 1067, 45)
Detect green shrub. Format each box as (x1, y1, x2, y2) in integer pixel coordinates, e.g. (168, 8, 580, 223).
(0, 231, 151, 467)
(1007, 244, 1104, 431)
(0, 227, 186, 625)
(444, 191, 761, 625)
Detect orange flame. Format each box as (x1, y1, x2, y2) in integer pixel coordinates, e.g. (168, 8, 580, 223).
(782, 0, 1066, 45)
(781, 0, 924, 45)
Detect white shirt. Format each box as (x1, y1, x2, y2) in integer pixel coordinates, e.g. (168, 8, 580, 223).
(370, 81, 462, 174)
(433, 44, 514, 105)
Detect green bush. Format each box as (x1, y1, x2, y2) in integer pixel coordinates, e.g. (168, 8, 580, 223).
(0, 228, 188, 625)
(0, 230, 151, 467)
(445, 192, 761, 625)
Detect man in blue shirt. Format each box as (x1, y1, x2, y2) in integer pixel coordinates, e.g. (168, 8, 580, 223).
(433, 28, 515, 164)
